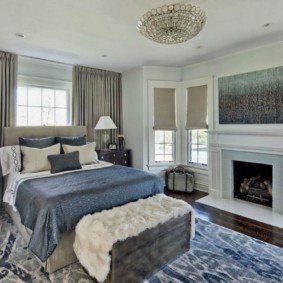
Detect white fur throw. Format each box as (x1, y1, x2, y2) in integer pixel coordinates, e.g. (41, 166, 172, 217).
(73, 193, 195, 283)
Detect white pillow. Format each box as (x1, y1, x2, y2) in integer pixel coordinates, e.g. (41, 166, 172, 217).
(0, 145, 21, 176)
(21, 143, 60, 173)
(62, 142, 99, 165)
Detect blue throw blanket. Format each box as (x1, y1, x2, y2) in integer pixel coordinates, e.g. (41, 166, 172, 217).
(15, 165, 164, 261)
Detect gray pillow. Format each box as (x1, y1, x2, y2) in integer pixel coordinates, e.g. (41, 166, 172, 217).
(19, 136, 56, 148)
(48, 151, 82, 174)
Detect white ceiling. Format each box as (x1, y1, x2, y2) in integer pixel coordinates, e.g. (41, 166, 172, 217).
(1, 0, 283, 72)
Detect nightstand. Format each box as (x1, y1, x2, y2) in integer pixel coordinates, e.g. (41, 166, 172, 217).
(97, 149, 132, 167)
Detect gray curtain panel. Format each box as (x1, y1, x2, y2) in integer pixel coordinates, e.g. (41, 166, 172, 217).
(0, 51, 17, 206)
(0, 51, 18, 147)
(72, 66, 122, 149)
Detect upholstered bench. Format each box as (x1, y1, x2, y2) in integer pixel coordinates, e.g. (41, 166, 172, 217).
(74, 194, 195, 283)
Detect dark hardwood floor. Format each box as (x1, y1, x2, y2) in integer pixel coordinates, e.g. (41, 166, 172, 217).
(165, 188, 283, 249)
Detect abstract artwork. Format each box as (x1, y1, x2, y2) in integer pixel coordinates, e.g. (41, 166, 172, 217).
(218, 66, 283, 124)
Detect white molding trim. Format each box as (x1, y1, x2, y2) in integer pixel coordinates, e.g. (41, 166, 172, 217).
(18, 56, 72, 69)
(18, 75, 72, 88)
(208, 130, 283, 136)
(194, 181, 209, 193)
(210, 143, 283, 155)
(209, 189, 219, 197)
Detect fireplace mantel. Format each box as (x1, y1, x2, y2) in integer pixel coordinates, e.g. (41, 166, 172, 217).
(208, 130, 283, 215)
(208, 130, 283, 136)
(208, 130, 283, 155)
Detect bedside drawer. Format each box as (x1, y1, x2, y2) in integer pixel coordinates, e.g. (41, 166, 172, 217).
(98, 154, 113, 163)
(97, 150, 131, 167)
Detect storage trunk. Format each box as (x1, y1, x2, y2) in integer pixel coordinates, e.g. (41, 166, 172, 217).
(91, 213, 191, 283)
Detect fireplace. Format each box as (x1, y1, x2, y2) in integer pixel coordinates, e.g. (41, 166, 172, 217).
(208, 131, 283, 216)
(233, 161, 272, 207)
(219, 149, 283, 214)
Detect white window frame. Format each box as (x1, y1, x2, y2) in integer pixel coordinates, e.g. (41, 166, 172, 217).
(154, 130, 176, 163)
(17, 75, 72, 126)
(187, 129, 208, 167)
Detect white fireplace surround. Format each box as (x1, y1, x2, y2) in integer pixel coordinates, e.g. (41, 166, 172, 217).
(208, 130, 283, 215)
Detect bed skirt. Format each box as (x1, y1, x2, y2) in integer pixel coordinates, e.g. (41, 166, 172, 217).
(4, 203, 77, 273)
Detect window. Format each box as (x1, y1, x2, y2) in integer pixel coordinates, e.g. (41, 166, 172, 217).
(17, 86, 71, 126)
(186, 85, 208, 166)
(155, 130, 175, 162)
(188, 129, 207, 165)
(148, 78, 212, 171)
(150, 85, 177, 164)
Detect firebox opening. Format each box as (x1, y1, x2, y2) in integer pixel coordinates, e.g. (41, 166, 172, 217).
(233, 161, 272, 208)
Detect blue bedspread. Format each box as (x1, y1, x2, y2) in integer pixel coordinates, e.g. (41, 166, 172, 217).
(15, 165, 164, 261)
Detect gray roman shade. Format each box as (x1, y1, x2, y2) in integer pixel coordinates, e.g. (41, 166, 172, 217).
(186, 85, 207, 130)
(153, 88, 177, 130)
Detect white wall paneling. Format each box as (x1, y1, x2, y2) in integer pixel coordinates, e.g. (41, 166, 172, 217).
(122, 67, 144, 169)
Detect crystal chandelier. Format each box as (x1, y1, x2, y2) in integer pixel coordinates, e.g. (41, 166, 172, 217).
(137, 3, 206, 44)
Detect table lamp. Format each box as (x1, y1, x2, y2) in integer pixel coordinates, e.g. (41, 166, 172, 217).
(94, 116, 117, 151)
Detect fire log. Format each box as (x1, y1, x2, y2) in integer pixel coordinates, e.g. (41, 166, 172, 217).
(240, 178, 249, 193)
(247, 187, 272, 199)
(264, 180, 272, 195)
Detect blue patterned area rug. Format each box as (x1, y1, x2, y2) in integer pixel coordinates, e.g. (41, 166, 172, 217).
(1, 208, 283, 283)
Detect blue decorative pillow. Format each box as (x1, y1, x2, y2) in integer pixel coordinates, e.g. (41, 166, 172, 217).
(55, 134, 86, 146)
(19, 136, 56, 148)
(55, 134, 87, 153)
(47, 151, 82, 174)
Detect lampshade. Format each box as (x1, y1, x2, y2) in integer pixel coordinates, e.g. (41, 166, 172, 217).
(94, 116, 117, 130)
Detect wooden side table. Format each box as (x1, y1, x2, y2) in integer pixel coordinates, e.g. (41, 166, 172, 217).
(97, 149, 132, 167)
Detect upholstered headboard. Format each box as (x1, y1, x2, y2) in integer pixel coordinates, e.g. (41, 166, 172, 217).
(0, 126, 87, 206)
(3, 126, 87, 146)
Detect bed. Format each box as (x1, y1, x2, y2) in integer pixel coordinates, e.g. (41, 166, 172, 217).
(0, 126, 164, 273)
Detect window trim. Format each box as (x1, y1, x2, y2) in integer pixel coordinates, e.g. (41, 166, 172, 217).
(187, 129, 208, 168)
(17, 75, 72, 126)
(154, 130, 176, 163)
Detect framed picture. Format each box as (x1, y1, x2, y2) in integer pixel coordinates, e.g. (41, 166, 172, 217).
(108, 143, 117, 150)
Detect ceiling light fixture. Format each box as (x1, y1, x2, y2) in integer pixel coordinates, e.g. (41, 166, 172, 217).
(137, 3, 206, 44)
